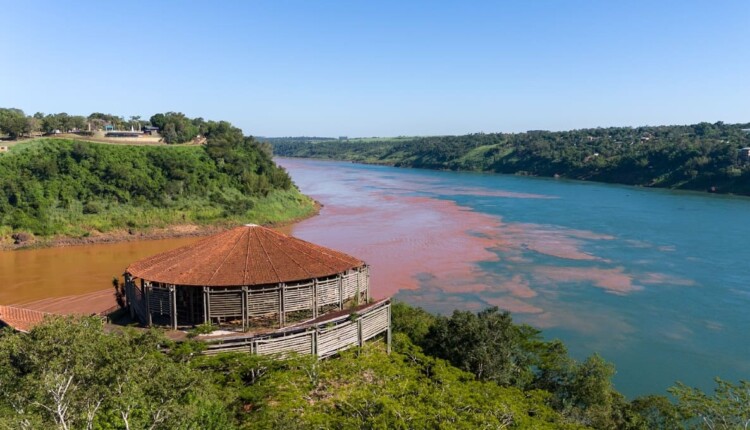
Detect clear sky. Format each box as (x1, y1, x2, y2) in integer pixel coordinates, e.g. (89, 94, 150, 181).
(1, 1, 748, 137)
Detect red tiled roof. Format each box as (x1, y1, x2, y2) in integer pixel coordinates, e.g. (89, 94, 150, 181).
(126, 224, 364, 287)
(0, 305, 49, 333)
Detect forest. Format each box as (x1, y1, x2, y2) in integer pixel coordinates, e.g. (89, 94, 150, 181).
(270, 122, 750, 195)
(0, 120, 315, 244)
(0, 303, 745, 429)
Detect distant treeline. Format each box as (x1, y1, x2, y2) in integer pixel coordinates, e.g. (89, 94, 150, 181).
(0, 108, 243, 144)
(0, 119, 314, 241)
(0, 303, 743, 429)
(270, 122, 750, 195)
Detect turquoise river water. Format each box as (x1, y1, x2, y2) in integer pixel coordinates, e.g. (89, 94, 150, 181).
(277, 157, 750, 398)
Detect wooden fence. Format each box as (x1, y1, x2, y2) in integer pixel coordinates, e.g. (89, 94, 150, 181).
(201, 299, 391, 359)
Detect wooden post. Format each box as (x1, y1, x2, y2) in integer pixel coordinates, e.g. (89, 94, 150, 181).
(144, 280, 152, 327)
(312, 279, 318, 319)
(170, 285, 177, 330)
(203, 287, 209, 324)
(355, 270, 360, 306)
(279, 283, 285, 328)
(365, 266, 370, 303)
(206, 287, 211, 323)
(386, 302, 392, 354)
(242, 287, 248, 332)
(312, 330, 318, 357)
(125, 274, 135, 319)
(357, 316, 363, 348)
(338, 274, 344, 310)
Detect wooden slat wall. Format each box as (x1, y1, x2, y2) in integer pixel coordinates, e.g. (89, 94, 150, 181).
(203, 342, 252, 355)
(318, 321, 359, 358)
(284, 282, 314, 312)
(317, 278, 340, 306)
(358, 266, 370, 301)
(149, 286, 172, 316)
(247, 287, 279, 316)
(256, 332, 313, 356)
(361, 306, 389, 341)
(208, 290, 243, 318)
(342, 272, 358, 300)
(125, 279, 148, 324)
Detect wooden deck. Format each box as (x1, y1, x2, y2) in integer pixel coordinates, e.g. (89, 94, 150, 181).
(0, 289, 119, 332)
(16, 289, 118, 316)
(197, 299, 391, 358)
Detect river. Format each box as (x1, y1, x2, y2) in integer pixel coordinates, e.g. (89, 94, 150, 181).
(1, 157, 748, 397)
(275, 158, 750, 398)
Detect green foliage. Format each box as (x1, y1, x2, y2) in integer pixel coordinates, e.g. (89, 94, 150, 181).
(422, 307, 538, 387)
(0, 316, 230, 429)
(390, 301, 436, 345)
(0, 303, 745, 429)
(629, 395, 682, 430)
(0, 108, 29, 139)
(150, 112, 199, 144)
(0, 135, 309, 240)
(191, 339, 586, 429)
(670, 378, 750, 429)
(187, 322, 215, 338)
(391, 303, 682, 430)
(271, 121, 750, 195)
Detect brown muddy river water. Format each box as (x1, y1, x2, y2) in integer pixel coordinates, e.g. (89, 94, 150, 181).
(0, 237, 201, 306)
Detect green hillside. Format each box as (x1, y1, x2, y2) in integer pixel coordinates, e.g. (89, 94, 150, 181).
(270, 122, 750, 195)
(0, 132, 315, 244)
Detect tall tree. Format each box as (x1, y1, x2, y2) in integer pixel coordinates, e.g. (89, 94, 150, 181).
(0, 108, 28, 139)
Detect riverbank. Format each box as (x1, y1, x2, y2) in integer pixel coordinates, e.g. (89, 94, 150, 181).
(1, 199, 321, 251)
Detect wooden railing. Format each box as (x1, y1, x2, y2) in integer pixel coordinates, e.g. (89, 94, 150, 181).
(201, 300, 391, 359)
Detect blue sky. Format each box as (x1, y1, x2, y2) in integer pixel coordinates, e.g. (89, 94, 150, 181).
(1, 1, 748, 137)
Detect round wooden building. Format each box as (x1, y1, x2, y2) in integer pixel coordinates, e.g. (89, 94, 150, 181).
(124, 224, 371, 331)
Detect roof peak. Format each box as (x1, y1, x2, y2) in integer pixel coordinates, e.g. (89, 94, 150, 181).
(126, 224, 365, 287)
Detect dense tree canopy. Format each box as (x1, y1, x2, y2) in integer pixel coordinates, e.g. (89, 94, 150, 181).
(0, 304, 743, 429)
(0, 317, 229, 429)
(149, 112, 199, 144)
(270, 122, 750, 195)
(0, 131, 304, 240)
(0, 108, 29, 139)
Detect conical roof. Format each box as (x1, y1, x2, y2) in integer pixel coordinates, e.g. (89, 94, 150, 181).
(126, 225, 364, 287)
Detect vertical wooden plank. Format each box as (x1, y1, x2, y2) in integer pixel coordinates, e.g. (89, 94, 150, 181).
(170, 285, 177, 330)
(125, 274, 135, 319)
(357, 316, 363, 347)
(355, 269, 360, 306)
(364, 265, 370, 303)
(279, 283, 285, 327)
(206, 288, 212, 324)
(338, 274, 344, 310)
(312, 330, 318, 357)
(203, 287, 209, 324)
(144, 280, 152, 327)
(386, 302, 392, 354)
(242, 286, 248, 332)
(312, 279, 318, 319)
